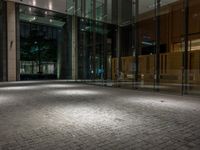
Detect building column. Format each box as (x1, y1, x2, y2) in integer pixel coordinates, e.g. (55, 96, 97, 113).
(7, 1, 17, 81)
(72, 16, 78, 80)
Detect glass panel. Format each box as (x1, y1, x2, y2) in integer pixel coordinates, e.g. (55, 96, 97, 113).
(86, 0, 93, 20)
(66, 0, 115, 24)
(78, 16, 117, 84)
(66, 0, 74, 15)
(188, 0, 200, 95)
(110, 0, 132, 88)
(66, 0, 200, 96)
(78, 18, 93, 79)
(19, 5, 71, 80)
(96, 0, 105, 21)
(137, 0, 156, 91)
(159, 0, 183, 94)
(20, 22, 58, 79)
(106, 0, 112, 23)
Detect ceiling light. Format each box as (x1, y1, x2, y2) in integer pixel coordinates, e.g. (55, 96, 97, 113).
(29, 16, 36, 22)
(29, 7, 32, 12)
(49, 2, 52, 10)
(33, 0, 36, 6)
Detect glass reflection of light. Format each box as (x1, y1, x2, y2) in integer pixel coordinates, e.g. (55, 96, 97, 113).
(41, 84, 80, 88)
(0, 86, 37, 91)
(52, 89, 101, 96)
(6, 81, 42, 84)
(0, 83, 82, 91)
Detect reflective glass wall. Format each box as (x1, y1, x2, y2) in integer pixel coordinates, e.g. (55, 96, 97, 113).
(158, 0, 184, 93)
(77, 18, 117, 80)
(67, 0, 200, 96)
(187, 0, 200, 95)
(19, 5, 72, 80)
(2, 0, 199, 96)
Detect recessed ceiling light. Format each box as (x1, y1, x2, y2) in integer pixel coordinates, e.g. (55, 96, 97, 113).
(49, 2, 52, 10)
(33, 0, 36, 6)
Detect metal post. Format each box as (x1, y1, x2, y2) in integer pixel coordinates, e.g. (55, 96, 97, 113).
(132, 0, 139, 89)
(92, 0, 96, 81)
(183, 0, 189, 94)
(155, 0, 161, 91)
(116, 0, 121, 87)
(103, 0, 108, 84)
(72, 0, 78, 80)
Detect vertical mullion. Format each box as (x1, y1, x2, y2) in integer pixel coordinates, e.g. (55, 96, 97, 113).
(103, 0, 107, 81)
(116, 0, 121, 86)
(155, 0, 161, 91)
(183, 0, 189, 94)
(92, 0, 96, 80)
(132, 0, 139, 89)
(83, 0, 86, 79)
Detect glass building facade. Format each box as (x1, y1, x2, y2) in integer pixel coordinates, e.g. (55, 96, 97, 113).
(0, 0, 200, 96)
(64, 0, 200, 96)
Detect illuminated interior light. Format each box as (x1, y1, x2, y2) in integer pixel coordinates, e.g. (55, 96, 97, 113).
(29, 16, 36, 22)
(32, 0, 36, 6)
(49, 2, 53, 10)
(29, 7, 32, 12)
(191, 46, 200, 51)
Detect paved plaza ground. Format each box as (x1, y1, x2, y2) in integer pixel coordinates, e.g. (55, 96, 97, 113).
(0, 81, 200, 150)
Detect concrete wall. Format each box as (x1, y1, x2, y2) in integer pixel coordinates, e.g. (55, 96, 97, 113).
(7, 1, 17, 81)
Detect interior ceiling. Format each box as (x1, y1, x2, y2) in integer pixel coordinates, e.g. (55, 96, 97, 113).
(7, 0, 67, 14)
(7, 0, 178, 14)
(139, 0, 178, 13)
(19, 5, 66, 28)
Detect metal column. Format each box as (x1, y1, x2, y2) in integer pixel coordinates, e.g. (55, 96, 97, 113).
(182, 0, 189, 95)
(155, 0, 161, 91)
(132, 0, 139, 89)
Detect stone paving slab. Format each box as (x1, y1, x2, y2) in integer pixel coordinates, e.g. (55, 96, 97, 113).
(0, 81, 200, 150)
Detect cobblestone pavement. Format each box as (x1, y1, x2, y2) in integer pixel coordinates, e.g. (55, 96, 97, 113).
(0, 81, 200, 150)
